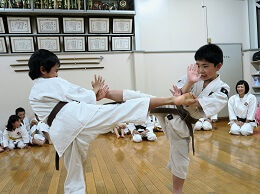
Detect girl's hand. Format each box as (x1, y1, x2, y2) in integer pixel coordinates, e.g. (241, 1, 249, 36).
(187, 64, 201, 83)
(91, 75, 105, 95)
(96, 84, 109, 101)
(170, 85, 182, 96)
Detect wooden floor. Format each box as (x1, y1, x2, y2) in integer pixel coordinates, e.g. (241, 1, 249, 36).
(0, 119, 260, 194)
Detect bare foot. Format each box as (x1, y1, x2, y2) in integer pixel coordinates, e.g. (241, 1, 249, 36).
(121, 135, 125, 138)
(173, 93, 196, 106)
(116, 134, 120, 139)
(0, 147, 4, 153)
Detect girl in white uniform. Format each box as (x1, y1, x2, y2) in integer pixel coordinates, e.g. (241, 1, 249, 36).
(3, 115, 30, 151)
(28, 49, 197, 194)
(228, 80, 257, 136)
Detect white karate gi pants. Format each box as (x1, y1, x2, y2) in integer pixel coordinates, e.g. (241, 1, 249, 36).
(61, 98, 150, 194)
(229, 123, 254, 136)
(132, 131, 157, 142)
(7, 139, 26, 149)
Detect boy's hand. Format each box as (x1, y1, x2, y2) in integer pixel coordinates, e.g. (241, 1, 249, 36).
(91, 75, 105, 95)
(187, 64, 201, 83)
(170, 85, 182, 96)
(96, 84, 109, 101)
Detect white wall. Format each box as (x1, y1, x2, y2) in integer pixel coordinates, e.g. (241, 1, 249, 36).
(135, 0, 248, 50)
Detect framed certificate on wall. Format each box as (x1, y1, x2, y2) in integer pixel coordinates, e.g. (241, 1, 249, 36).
(111, 36, 131, 51)
(88, 36, 108, 51)
(37, 37, 60, 52)
(0, 37, 7, 53)
(63, 17, 84, 33)
(112, 18, 133, 34)
(64, 36, 86, 52)
(0, 17, 5, 33)
(37, 17, 60, 33)
(89, 18, 109, 34)
(7, 17, 31, 34)
(10, 37, 34, 53)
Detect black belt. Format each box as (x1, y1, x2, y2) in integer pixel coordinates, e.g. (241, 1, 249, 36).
(236, 116, 255, 123)
(150, 106, 197, 155)
(47, 101, 68, 171)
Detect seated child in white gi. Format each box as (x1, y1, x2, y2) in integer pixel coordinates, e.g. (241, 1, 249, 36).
(128, 116, 157, 142)
(150, 115, 163, 132)
(3, 115, 30, 151)
(27, 49, 196, 194)
(30, 114, 52, 145)
(113, 123, 128, 138)
(228, 80, 257, 136)
(0, 129, 4, 152)
(15, 107, 30, 133)
(194, 114, 217, 131)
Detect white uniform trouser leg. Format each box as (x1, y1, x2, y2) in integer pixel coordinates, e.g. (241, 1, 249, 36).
(17, 141, 26, 148)
(194, 121, 203, 130)
(240, 123, 253, 136)
(202, 120, 212, 130)
(132, 134, 143, 142)
(63, 140, 86, 194)
(229, 123, 241, 135)
(146, 131, 157, 141)
(8, 140, 15, 149)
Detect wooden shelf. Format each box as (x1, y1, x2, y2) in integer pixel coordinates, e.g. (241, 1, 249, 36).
(14, 66, 104, 72)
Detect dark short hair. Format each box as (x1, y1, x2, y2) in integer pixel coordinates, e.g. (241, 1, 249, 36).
(236, 80, 249, 94)
(15, 107, 25, 115)
(194, 44, 223, 66)
(28, 49, 60, 80)
(6, 115, 20, 131)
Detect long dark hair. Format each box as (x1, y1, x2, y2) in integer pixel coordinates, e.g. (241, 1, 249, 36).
(6, 115, 20, 131)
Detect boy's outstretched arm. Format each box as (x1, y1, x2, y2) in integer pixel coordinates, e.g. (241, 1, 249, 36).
(181, 64, 201, 94)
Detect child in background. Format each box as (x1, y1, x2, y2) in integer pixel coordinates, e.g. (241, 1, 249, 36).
(113, 123, 127, 138)
(30, 114, 52, 145)
(128, 116, 157, 143)
(0, 129, 4, 152)
(15, 107, 30, 133)
(3, 115, 30, 151)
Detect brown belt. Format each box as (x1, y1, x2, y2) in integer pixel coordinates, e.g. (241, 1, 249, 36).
(150, 106, 197, 155)
(47, 101, 68, 171)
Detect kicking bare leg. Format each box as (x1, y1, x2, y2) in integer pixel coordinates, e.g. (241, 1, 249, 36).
(105, 90, 196, 110)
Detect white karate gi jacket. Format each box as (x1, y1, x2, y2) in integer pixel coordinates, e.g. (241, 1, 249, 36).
(29, 77, 149, 157)
(228, 93, 257, 126)
(165, 75, 230, 138)
(3, 125, 30, 147)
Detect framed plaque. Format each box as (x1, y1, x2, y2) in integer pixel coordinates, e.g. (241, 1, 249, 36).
(89, 18, 109, 34)
(88, 36, 108, 52)
(37, 17, 60, 33)
(111, 36, 131, 51)
(0, 17, 5, 33)
(112, 18, 133, 34)
(64, 36, 86, 52)
(0, 37, 7, 53)
(7, 17, 31, 34)
(63, 17, 84, 33)
(37, 37, 60, 52)
(10, 37, 34, 53)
